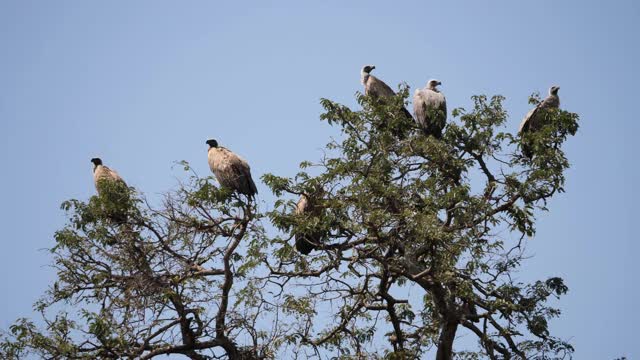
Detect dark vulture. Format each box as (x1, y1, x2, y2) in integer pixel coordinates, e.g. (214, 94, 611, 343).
(206, 139, 258, 198)
(462, 299, 480, 323)
(360, 65, 414, 120)
(293, 192, 326, 255)
(413, 79, 447, 138)
(91, 157, 129, 223)
(518, 86, 561, 158)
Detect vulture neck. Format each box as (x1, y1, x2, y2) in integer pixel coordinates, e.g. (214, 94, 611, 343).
(209, 146, 225, 154)
(361, 72, 370, 85)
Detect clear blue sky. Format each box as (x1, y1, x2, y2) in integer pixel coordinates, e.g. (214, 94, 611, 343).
(0, 1, 637, 358)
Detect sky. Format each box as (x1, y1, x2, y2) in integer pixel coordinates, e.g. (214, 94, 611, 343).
(0, 1, 637, 358)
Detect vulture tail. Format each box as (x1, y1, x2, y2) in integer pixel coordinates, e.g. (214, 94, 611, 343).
(522, 142, 534, 160)
(401, 107, 414, 121)
(295, 235, 315, 255)
(248, 177, 258, 197)
(295, 229, 326, 255)
(423, 126, 443, 139)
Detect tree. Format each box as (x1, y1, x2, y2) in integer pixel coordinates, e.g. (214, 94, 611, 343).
(1, 86, 578, 359)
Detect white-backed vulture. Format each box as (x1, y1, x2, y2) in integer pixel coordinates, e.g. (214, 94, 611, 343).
(518, 86, 561, 158)
(293, 192, 326, 255)
(91, 157, 129, 223)
(206, 139, 258, 198)
(91, 158, 126, 192)
(413, 79, 447, 138)
(361, 65, 414, 120)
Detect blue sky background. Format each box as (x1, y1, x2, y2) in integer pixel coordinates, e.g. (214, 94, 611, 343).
(0, 1, 637, 358)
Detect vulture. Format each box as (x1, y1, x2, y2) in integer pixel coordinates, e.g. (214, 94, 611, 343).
(360, 65, 414, 120)
(293, 192, 326, 255)
(518, 86, 561, 158)
(206, 139, 258, 198)
(413, 79, 447, 138)
(462, 299, 480, 323)
(91, 157, 129, 223)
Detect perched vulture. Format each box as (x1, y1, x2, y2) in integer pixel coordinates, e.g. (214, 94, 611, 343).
(462, 299, 480, 323)
(518, 86, 561, 158)
(293, 192, 326, 255)
(91, 157, 129, 223)
(413, 79, 447, 138)
(360, 65, 414, 120)
(206, 139, 258, 198)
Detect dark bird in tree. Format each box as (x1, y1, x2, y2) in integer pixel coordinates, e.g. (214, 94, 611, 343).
(462, 299, 480, 323)
(413, 79, 447, 138)
(361, 65, 414, 120)
(519, 86, 561, 158)
(91, 157, 130, 223)
(293, 191, 326, 255)
(206, 139, 258, 198)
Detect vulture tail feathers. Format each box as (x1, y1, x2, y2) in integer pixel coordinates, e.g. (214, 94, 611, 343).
(248, 176, 258, 198)
(522, 143, 534, 160)
(229, 162, 258, 198)
(295, 235, 316, 255)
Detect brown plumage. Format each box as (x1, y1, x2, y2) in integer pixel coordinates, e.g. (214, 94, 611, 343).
(293, 192, 326, 255)
(519, 86, 561, 158)
(92, 158, 126, 192)
(206, 139, 258, 198)
(361, 65, 414, 121)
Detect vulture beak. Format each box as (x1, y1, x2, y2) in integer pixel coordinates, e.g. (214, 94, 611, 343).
(371, 65, 376, 70)
(437, 81, 442, 86)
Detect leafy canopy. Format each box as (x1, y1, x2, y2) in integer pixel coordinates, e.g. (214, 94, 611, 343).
(1, 86, 578, 360)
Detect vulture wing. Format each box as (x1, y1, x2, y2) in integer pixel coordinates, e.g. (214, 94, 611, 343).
(366, 75, 396, 98)
(230, 161, 258, 197)
(540, 94, 560, 109)
(365, 73, 414, 136)
(94, 166, 127, 192)
(107, 167, 126, 186)
(519, 92, 560, 159)
(400, 106, 414, 121)
(413, 90, 428, 127)
(520, 93, 560, 135)
(413, 89, 447, 138)
(209, 148, 257, 197)
(519, 106, 539, 135)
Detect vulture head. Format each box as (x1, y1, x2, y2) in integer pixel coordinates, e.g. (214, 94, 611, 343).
(91, 158, 103, 167)
(206, 139, 219, 148)
(549, 86, 560, 96)
(361, 65, 376, 74)
(427, 79, 442, 90)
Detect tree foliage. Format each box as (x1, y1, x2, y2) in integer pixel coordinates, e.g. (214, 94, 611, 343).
(1, 86, 578, 359)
